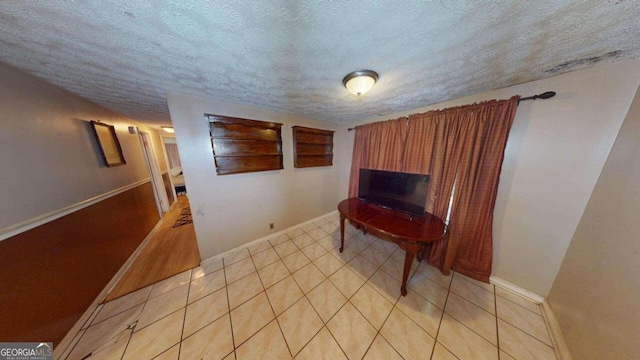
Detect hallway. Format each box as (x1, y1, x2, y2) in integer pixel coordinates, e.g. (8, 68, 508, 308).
(104, 195, 200, 302)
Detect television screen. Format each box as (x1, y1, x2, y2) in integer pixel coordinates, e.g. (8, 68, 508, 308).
(358, 169, 430, 216)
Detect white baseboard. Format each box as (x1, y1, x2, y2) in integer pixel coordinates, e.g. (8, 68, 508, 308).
(489, 276, 572, 359)
(489, 275, 545, 304)
(0, 179, 151, 241)
(542, 299, 573, 360)
(200, 210, 339, 265)
(54, 219, 163, 359)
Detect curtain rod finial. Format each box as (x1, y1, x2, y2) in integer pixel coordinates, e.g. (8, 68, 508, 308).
(518, 91, 557, 103)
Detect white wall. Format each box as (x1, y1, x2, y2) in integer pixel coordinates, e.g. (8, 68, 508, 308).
(0, 62, 164, 232)
(338, 58, 640, 297)
(166, 93, 342, 259)
(548, 84, 640, 360)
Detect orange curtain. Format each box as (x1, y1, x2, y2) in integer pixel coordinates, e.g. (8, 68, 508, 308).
(348, 118, 408, 198)
(403, 109, 466, 270)
(440, 97, 519, 282)
(348, 96, 519, 282)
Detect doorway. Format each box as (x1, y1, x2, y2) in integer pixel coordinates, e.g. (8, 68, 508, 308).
(138, 130, 169, 214)
(163, 137, 186, 196)
(104, 130, 200, 301)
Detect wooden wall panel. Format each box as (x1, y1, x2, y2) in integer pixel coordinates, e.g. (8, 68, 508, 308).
(0, 182, 159, 345)
(292, 126, 334, 168)
(208, 114, 284, 175)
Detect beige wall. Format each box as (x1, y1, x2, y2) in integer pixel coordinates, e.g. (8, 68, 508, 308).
(548, 85, 640, 360)
(337, 58, 640, 297)
(166, 93, 342, 259)
(0, 62, 164, 233)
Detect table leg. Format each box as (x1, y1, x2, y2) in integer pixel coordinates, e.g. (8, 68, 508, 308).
(339, 214, 345, 253)
(401, 247, 418, 296)
(417, 244, 429, 262)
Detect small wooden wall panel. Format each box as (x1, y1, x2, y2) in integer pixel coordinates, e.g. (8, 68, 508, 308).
(297, 143, 332, 155)
(292, 126, 334, 168)
(213, 139, 281, 156)
(208, 114, 283, 175)
(215, 156, 283, 174)
(296, 131, 333, 144)
(296, 154, 334, 167)
(210, 122, 280, 141)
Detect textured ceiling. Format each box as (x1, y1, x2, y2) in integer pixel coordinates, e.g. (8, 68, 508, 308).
(0, 1, 639, 125)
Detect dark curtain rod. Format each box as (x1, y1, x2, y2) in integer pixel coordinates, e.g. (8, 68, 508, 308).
(347, 91, 556, 131)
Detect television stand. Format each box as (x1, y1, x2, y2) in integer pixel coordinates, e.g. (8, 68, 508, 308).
(338, 198, 448, 296)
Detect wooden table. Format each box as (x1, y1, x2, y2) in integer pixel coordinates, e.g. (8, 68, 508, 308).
(338, 198, 448, 296)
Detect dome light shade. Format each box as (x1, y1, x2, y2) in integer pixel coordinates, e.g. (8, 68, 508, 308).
(343, 70, 378, 96)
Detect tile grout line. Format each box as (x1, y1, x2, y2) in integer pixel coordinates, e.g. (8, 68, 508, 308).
(284, 224, 330, 358)
(296, 221, 372, 358)
(266, 220, 334, 357)
(282, 296, 324, 358)
(312, 215, 353, 358)
(221, 262, 237, 359)
(430, 271, 454, 360)
(254, 228, 313, 358)
(59, 329, 85, 360)
(134, 285, 190, 357)
(335, 226, 438, 358)
(304, 221, 356, 359)
(361, 282, 404, 359)
(497, 289, 545, 316)
(329, 233, 415, 359)
(70, 280, 156, 359)
(494, 294, 557, 348)
(444, 287, 506, 347)
(440, 274, 509, 357)
(249, 248, 294, 358)
(499, 316, 556, 349)
(116, 315, 138, 360)
(175, 269, 192, 360)
(62, 314, 94, 359)
(320, 324, 350, 359)
(117, 280, 157, 359)
(495, 283, 501, 360)
(292, 230, 349, 358)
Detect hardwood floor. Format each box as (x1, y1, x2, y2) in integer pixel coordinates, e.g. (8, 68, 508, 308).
(104, 195, 200, 302)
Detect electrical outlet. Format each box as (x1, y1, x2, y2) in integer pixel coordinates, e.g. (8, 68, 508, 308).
(269, 223, 274, 230)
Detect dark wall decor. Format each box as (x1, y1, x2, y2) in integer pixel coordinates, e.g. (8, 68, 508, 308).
(90, 120, 126, 167)
(207, 114, 283, 175)
(292, 126, 335, 168)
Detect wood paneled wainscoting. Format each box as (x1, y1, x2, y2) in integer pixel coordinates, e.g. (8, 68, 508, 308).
(0, 181, 159, 346)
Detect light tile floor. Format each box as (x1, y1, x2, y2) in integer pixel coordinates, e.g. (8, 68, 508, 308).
(60, 213, 557, 360)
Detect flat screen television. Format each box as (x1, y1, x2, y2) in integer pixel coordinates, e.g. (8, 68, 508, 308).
(358, 169, 430, 217)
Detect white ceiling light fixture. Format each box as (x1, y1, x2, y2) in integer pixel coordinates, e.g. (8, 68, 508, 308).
(343, 70, 378, 96)
(161, 126, 175, 133)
